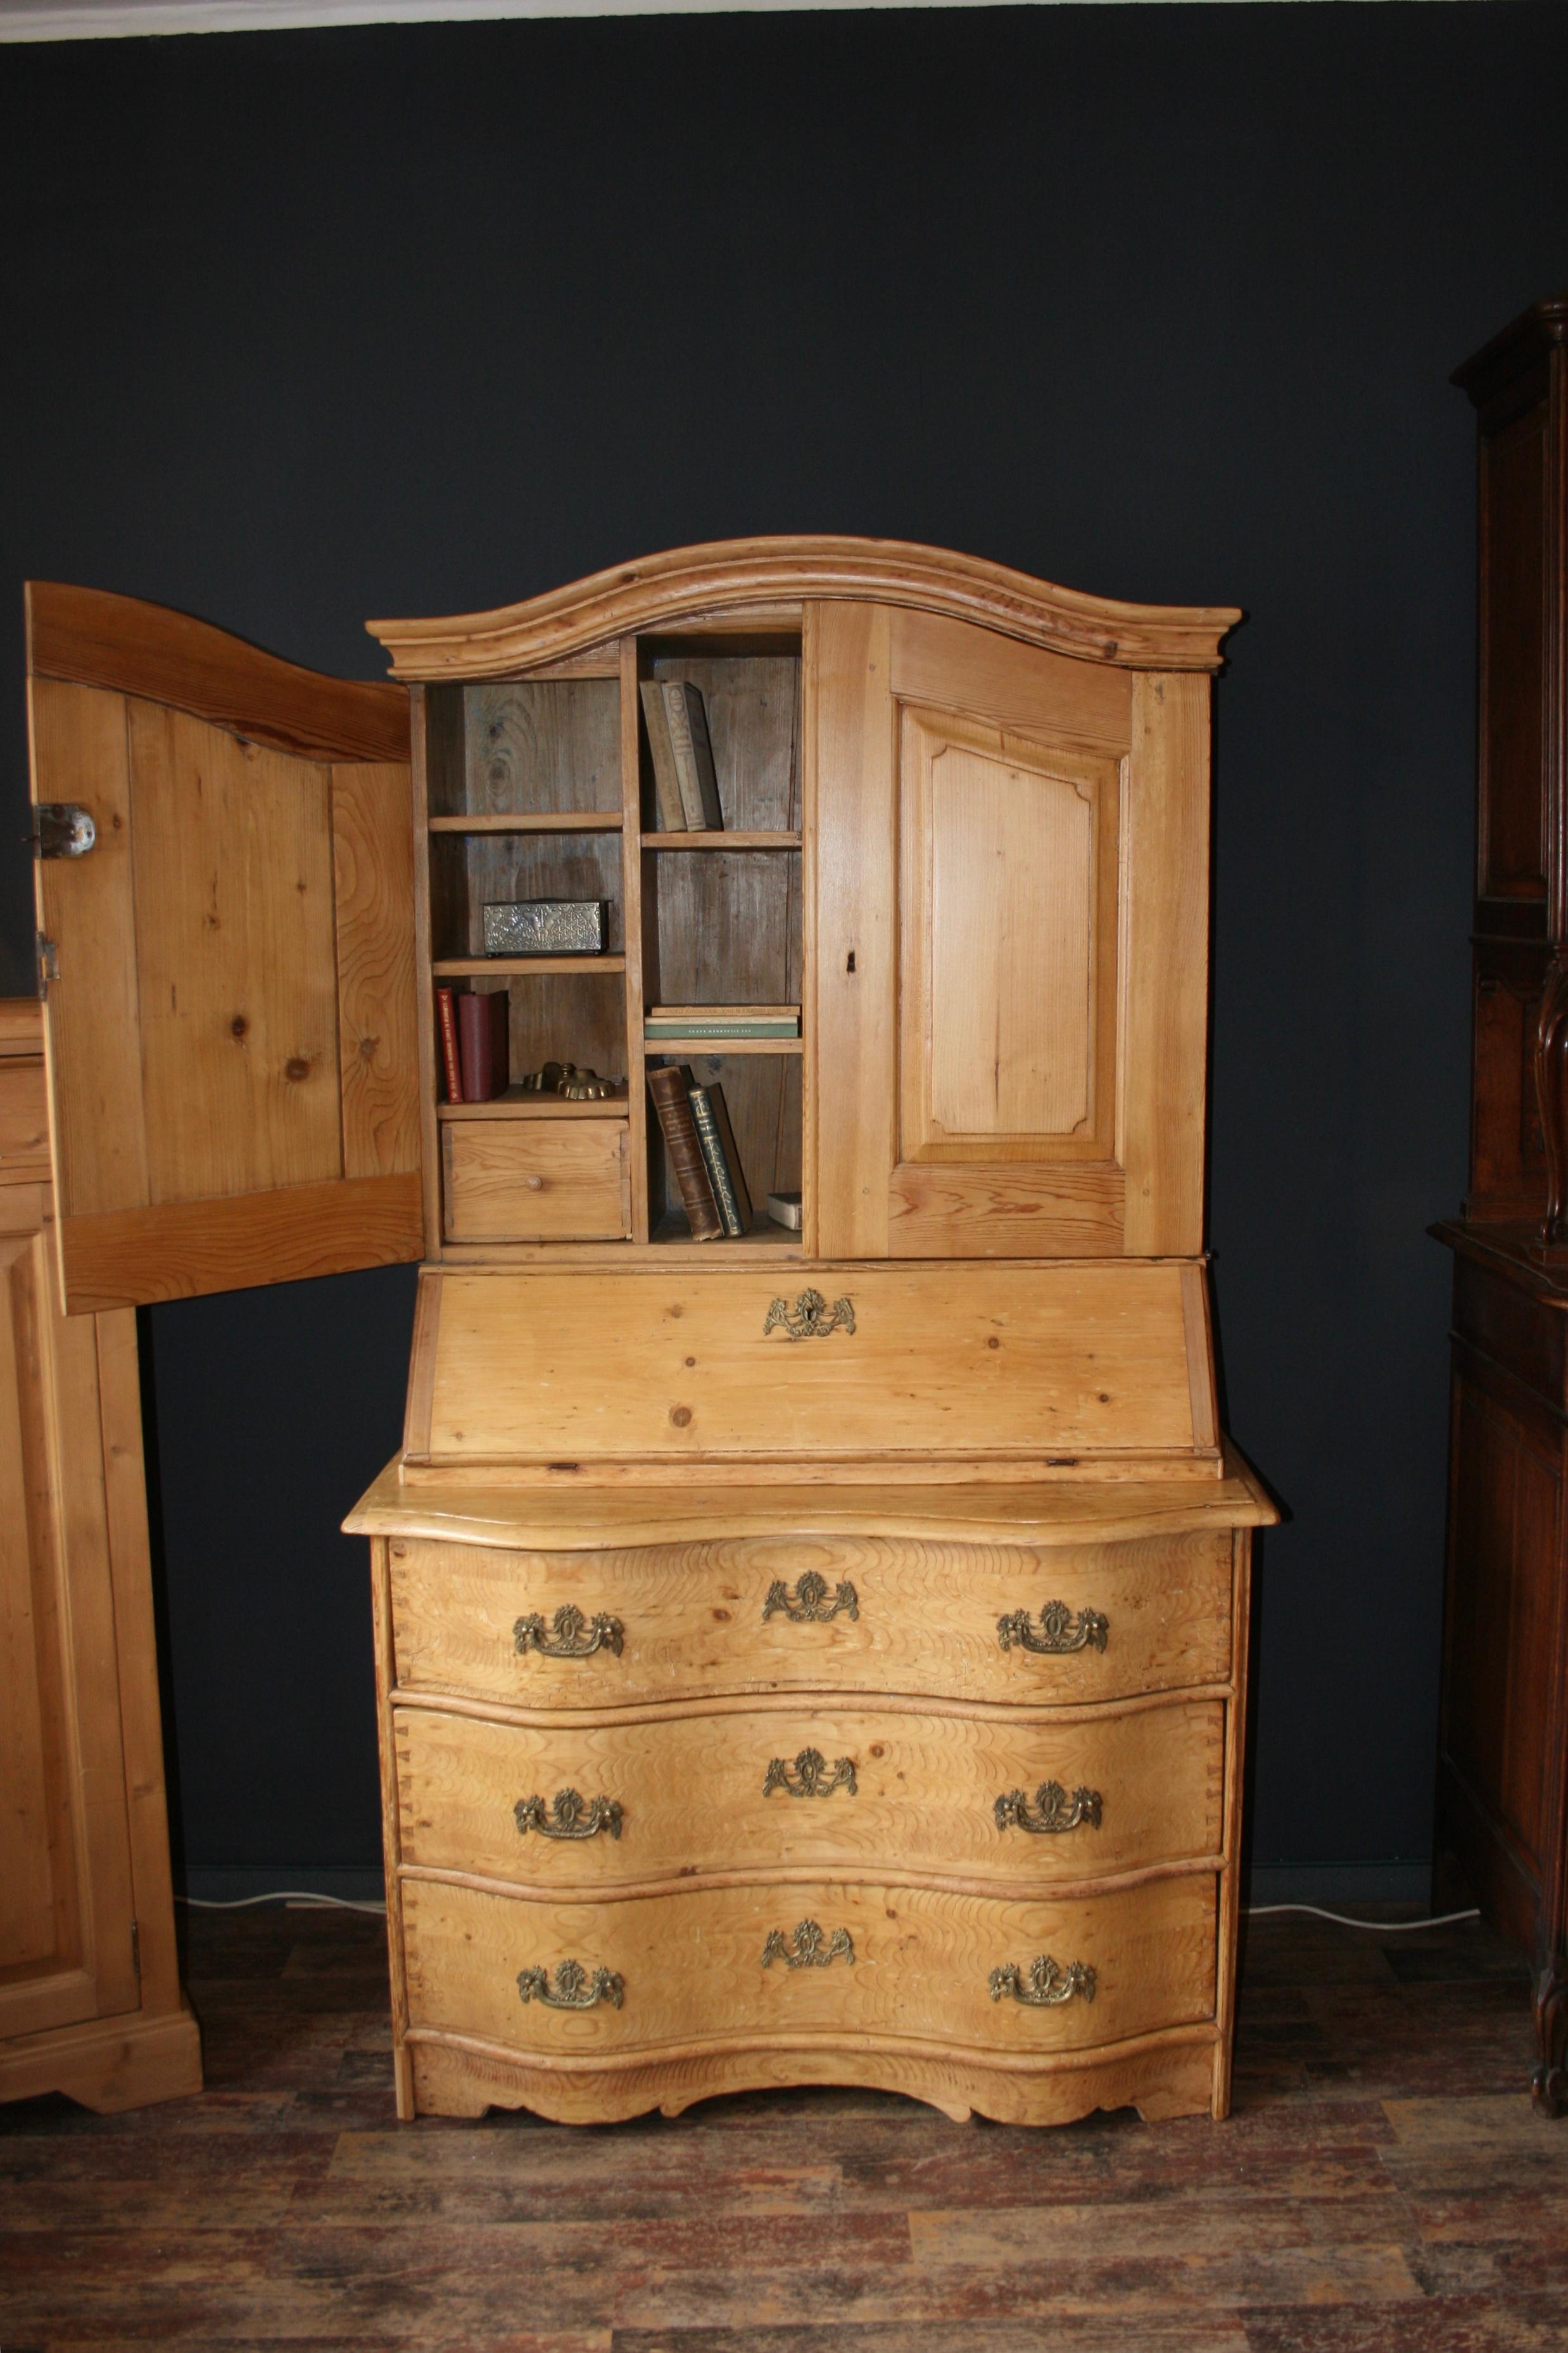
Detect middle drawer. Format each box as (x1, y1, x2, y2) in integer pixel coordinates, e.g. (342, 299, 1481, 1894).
(394, 1695, 1224, 1890)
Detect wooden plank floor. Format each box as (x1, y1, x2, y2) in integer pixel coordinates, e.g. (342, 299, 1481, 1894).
(2, 1905, 1565, 2350)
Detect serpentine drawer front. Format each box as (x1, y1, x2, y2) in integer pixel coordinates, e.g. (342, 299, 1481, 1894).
(398, 1873, 1220, 2059)
(386, 1532, 1234, 1711)
(393, 1695, 1225, 1890)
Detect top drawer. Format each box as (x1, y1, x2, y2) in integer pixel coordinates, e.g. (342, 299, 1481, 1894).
(408, 1260, 1210, 1468)
(387, 1528, 1234, 1710)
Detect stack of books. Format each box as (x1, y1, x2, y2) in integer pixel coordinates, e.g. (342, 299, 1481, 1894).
(644, 1005, 800, 1045)
(640, 680, 724, 831)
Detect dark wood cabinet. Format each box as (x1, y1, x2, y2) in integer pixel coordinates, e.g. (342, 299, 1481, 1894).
(1436, 295, 1568, 2115)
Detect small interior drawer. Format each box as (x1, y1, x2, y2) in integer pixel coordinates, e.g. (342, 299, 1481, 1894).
(0, 1059, 49, 1176)
(442, 1120, 629, 1242)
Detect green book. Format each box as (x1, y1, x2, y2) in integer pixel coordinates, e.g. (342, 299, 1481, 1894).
(687, 1082, 752, 1238)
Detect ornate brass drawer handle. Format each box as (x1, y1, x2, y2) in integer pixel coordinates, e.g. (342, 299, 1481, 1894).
(762, 1919, 856, 1970)
(763, 1288, 856, 1340)
(996, 1601, 1109, 1656)
(514, 1789, 623, 1841)
(763, 1748, 857, 1799)
(516, 1958, 624, 2011)
(994, 1781, 1103, 1835)
(762, 1571, 859, 1624)
(514, 1604, 624, 1659)
(989, 1955, 1097, 2008)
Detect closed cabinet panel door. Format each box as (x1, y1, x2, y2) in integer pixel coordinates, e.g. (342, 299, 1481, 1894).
(0, 1210, 138, 2041)
(809, 602, 1209, 1257)
(27, 584, 423, 1312)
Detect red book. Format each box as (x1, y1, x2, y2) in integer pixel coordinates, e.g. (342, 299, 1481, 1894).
(458, 989, 510, 1101)
(435, 987, 464, 1103)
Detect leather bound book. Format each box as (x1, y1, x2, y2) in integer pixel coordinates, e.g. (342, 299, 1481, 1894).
(436, 986, 464, 1104)
(457, 989, 510, 1101)
(640, 681, 686, 832)
(647, 1064, 723, 1239)
(661, 680, 724, 829)
(688, 1080, 752, 1236)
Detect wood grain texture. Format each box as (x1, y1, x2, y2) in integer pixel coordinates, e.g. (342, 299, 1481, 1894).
(1122, 673, 1210, 1255)
(441, 1122, 629, 1243)
(395, 1694, 1224, 1891)
(0, 1057, 49, 1179)
(0, 999, 42, 1056)
(418, 1263, 1198, 1463)
(367, 537, 1241, 679)
(383, 1528, 1236, 1711)
(127, 699, 342, 1205)
(408, 2015, 1217, 2128)
(28, 581, 408, 764)
(348, 1445, 1279, 1546)
(28, 679, 150, 1221)
(399, 1872, 1218, 2062)
(887, 1162, 1125, 1256)
(7, 1900, 1543, 2338)
(331, 763, 420, 1183)
(809, 602, 897, 1259)
(56, 1169, 422, 1314)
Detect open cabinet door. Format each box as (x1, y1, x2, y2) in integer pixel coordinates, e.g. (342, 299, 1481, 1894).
(809, 601, 1210, 1259)
(27, 585, 423, 1312)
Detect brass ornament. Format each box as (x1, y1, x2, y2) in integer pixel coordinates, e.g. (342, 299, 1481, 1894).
(519, 1060, 618, 1100)
(996, 1600, 1110, 1656)
(514, 1604, 625, 1659)
(762, 1288, 856, 1341)
(989, 1955, 1097, 2008)
(514, 1788, 623, 1841)
(994, 1781, 1103, 1835)
(761, 1571, 859, 1624)
(762, 1748, 857, 1799)
(762, 1919, 856, 1970)
(517, 1958, 624, 2010)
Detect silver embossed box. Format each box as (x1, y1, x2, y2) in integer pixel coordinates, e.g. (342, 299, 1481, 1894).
(483, 901, 607, 956)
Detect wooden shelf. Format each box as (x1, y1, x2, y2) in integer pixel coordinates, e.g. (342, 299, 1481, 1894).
(645, 1034, 803, 1056)
(433, 956, 626, 978)
(430, 813, 622, 834)
(651, 1210, 803, 1250)
(438, 1086, 629, 1122)
(642, 830, 800, 851)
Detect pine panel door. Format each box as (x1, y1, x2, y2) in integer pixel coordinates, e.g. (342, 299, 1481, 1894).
(809, 602, 1210, 1259)
(27, 585, 423, 1312)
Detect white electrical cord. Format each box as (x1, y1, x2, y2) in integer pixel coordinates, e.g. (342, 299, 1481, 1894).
(177, 1891, 387, 1915)
(1246, 1904, 1481, 1932)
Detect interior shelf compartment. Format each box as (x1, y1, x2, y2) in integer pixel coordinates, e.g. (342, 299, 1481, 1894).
(644, 1046, 802, 1249)
(650, 1207, 802, 1250)
(426, 677, 622, 820)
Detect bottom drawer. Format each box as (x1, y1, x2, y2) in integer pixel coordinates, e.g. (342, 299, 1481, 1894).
(400, 1871, 1217, 2059)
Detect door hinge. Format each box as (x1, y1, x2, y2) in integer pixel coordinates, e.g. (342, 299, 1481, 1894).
(30, 802, 96, 859)
(130, 1919, 141, 1982)
(36, 933, 58, 989)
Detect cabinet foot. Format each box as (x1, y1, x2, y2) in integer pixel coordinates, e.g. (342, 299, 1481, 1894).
(0, 2000, 201, 2114)
(1533, 1963, 1567, 2118)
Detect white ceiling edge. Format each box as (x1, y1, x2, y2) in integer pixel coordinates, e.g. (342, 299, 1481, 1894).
(0, 0, 1434, 37)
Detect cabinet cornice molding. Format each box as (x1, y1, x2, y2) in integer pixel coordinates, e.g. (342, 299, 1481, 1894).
(366, 536, 1242, 680)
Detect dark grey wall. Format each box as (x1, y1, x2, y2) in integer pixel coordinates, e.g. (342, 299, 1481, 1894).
(3, 1, 1564, 1885)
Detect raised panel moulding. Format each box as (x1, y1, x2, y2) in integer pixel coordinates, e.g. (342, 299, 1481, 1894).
(367, 538, 1242, 680)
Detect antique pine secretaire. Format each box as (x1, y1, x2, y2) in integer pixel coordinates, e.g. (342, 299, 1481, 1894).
(23, 538, 1274, 2126)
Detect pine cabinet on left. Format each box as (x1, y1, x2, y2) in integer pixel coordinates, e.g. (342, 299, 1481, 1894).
(0, 999, 201, 2110)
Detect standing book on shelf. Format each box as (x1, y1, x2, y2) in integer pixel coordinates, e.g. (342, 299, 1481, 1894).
(457, 989, 509, 1101)
(647, 1065, 724, 1240)
(661, 681, 724, 830)
(640, 682, 687, 833)
(435, 986, 464, 1103)
(688, 1080, 752, 1238)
